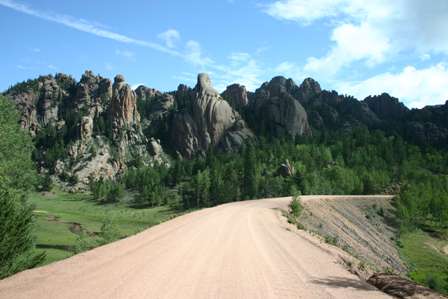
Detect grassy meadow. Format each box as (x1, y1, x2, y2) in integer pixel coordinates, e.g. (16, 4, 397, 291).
(399, 230, 448, 294)
(29, 190, 179, 265)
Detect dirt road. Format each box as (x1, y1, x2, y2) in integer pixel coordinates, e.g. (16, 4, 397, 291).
(0, 197, 391, 299)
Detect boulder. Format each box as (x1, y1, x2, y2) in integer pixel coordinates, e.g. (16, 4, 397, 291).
(277, 160, 296, 177)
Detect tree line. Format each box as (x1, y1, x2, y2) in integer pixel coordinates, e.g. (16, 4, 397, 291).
(91, 127, 448, 233)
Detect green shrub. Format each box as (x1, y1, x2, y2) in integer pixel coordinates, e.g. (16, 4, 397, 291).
(289, 188, 302, 218)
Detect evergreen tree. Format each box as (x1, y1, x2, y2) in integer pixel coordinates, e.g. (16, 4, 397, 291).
(243, 144, 258, 199)
(0, 178, 45, 278)
(0, 96, 37, 190)
(0, 95, 44, 278)
(194, 169, 211, 207)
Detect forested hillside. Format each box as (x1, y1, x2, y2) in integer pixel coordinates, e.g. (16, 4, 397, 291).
(3, 72, 448, 191)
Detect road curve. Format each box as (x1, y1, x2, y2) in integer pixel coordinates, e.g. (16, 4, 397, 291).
(0, 197, 391, 299)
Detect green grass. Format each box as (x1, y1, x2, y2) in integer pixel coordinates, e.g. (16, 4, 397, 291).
(399, 230, 448, 294)
(29, 190, 180, 265)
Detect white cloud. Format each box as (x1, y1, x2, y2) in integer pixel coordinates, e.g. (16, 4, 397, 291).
(304, 22, 391, 75)
(184, 40, 213, 67)
(158, 29, 181, 48)
(131, 83, 145, 90)
(275, 61, 295, 73)
(264, 0, 448, 74)
(32, 47, 41, 53)
(47, 64, 57, 70)
(264, 0, 345, 24)
(337, 64, 448, 108)
(214, 52, 263, 91)
(420, 54, 431, 61)
(174, 50, 264, 92)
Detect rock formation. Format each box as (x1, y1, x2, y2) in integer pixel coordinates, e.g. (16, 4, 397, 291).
(297, 77, 322, 103)
(169, 73, 253, 158)
(4, 70, 448, 188)
(135, 85, 174, 139)
(4, 71, 167, 190)
(364, 93, 409, 121)
(111, 74, 140, 132)
(221, 84, 249, 113)
(6, 74, 74, 136)
(249, 76, 311, 137)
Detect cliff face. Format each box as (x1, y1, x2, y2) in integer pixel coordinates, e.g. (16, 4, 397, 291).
(4, 71, 448, 187)
(248, 76, 311, 138)
(169, 74, 253, 158)
(5, 71, 166, 190)
(221, 84, 249, 114)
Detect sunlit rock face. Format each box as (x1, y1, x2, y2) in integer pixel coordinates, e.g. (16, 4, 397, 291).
(169, 73, 254, 158)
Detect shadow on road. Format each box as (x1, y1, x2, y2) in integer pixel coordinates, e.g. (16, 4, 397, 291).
(311, 276, 378, 291)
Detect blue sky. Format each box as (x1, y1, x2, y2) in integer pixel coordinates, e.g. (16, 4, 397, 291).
(1, 0, 448, 108)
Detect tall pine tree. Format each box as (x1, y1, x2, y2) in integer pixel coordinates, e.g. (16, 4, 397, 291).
(0, 95, 44, 278)
(243, 144, 258, 199)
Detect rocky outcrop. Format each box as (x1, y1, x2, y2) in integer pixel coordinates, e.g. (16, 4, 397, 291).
(5, 70, 448, 188)
(73, 70, 112, 117)
(301, 89, 380, 130)
(5, 71, 168, 190)
(135, 85, 174, 139)
(80, 116, 93, 141)
(111, 75, 140, 131)
(5, 74, 74, 136)
(364, 93, 409, 121)
(169, 73, 253, 158)
(108, 75, 156, 170)
(297, 77, 321, 103)
(250, 76, 311, 137)
(221, 84, 249, 113)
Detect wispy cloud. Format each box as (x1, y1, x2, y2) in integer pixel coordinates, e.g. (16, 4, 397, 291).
(0, 0, 181, 57)
(158, 29, 181, 48)
(0, 0, 267, 91)
(16, 64, 31, 70)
